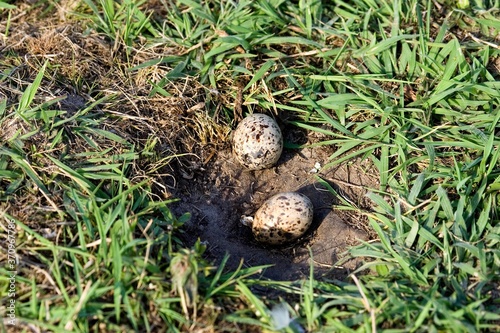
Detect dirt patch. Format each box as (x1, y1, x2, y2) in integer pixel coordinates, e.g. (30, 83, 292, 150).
(171, 127, 379, 281)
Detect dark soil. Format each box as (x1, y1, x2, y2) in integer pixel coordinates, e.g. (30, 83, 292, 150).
(171, 132, 379, 281)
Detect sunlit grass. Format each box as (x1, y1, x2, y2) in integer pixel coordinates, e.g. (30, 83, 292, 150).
(0, 0, 499, 332)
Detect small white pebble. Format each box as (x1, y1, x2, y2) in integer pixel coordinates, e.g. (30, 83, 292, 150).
(309, 162, 322, 173)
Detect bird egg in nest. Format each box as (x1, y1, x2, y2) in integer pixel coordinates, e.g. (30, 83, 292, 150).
(232, 113, 283, 170)
(246, 192, 314, 245)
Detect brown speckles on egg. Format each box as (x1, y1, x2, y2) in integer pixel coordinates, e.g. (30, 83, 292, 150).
(251, 192, 314, 245)
(232, 114, 283, 170)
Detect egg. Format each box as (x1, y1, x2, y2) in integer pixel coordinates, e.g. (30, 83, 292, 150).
(250, 192, 314, 245)
(232, 113, 283, 170)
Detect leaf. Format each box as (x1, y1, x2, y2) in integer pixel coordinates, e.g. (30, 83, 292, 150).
(0, 1, 16, 9)
(355, 34, 418, 56)
(408, 173, 425, 205)
(405, 218, 419, 248)
(243, 60, 275, 91)
(17, 61, 47, 117)
(260, 36, 324, 48)
(436, 186, 454, 221)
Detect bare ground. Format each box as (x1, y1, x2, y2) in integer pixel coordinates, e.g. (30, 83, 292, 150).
(170, 127, 379, 280)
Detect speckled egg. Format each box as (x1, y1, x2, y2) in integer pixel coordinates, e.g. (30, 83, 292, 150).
(251, 192, 314, 245)
(232, 113, 283, 170)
